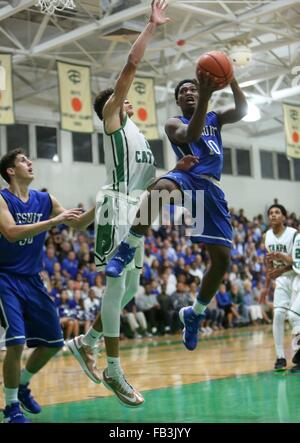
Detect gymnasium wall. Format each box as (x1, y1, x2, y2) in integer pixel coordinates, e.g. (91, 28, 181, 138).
(0, 98, 299, 218)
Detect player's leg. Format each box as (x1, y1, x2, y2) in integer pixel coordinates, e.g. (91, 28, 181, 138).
(106, 178, 181, 277)
(272, 282, 290, 371)
(20, 275, 64, 413)
(67, 268, 142, 389)
(101, 270, 144, 407)
(179, 244, 231, 350)
(179, 179, 232, 350)
(0, 277, 31, 423)
(288, 276, 300, 372)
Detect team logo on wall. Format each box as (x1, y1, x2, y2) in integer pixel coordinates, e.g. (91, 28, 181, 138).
(57, 61, 93, 133)
(0, 54, 15, 125)
(127, 77, 159, 140)
(283, 103, 300, 159)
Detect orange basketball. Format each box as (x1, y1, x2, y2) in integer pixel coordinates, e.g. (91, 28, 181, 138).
(196, 51, 234, 89)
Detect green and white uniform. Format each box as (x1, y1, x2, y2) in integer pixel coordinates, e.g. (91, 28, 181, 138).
(95, 115, 156, 270)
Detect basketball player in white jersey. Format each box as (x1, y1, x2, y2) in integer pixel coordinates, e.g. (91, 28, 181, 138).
(267, 231, 300, 373)
(67, 0, 196, 407)
(261, 204, 297, 371)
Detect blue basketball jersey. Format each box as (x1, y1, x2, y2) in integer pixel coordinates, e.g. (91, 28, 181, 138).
(0, 189, 52, 275)
(169, 111, 223, 181)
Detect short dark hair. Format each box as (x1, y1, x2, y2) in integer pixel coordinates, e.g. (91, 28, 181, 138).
(267, 204, 287, 218)
(0, 148, 25, 184)
(174, 79, 198, 101)
(94, 88, 114, 121)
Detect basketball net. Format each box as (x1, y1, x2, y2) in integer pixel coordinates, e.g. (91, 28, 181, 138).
(36, 0, 76, 15)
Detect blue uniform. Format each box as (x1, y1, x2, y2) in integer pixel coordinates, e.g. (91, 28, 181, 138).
(164, 112, 232, 248)
(0, 189, 64, 348)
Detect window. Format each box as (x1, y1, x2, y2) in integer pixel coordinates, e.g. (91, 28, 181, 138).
(72, 132, 92, 162)
(260, 150, 274, 179)
(98, 133, 105, 164)
(7, 124, 29, 156)
(277, 153, 291, 180)
(36, 126, 58, 160)
(222, 147, 233, 175)
(293, 158, 300, 181)
(236, 149, 251, 176)
(149, 139, 165, 169)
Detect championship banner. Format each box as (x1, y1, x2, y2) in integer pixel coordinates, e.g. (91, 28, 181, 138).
(127, 77, 159, 140)
(283, 103, 300, 159)
(57, 61, 93, 133)
(0, 54, 15, 125)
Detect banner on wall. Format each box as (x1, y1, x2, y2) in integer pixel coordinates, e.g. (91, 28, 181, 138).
(127, 77, 159, 140)
(0, 54, 15, 125)
(57, 61, 93, 133)
(283, 103, 300, 159)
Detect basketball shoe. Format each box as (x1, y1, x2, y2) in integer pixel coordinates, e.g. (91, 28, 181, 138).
(179, 306, 204, 351)
(105, 241, 136, 278)
(18, 383, 41, 414)
(3, 402, 31, 423)
(67, 335, 101, 384)
(274, 358, 287, 371)
(102, 368, 144, 408)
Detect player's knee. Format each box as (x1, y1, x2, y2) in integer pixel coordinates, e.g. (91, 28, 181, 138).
(211, 246, 230, 274)
(153, 178, 179, 193)
(274, 308, 286, 320)
(5, 344, 24, 360)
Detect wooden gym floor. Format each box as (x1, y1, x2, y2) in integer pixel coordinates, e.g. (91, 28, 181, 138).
(1, 325, 300, 423)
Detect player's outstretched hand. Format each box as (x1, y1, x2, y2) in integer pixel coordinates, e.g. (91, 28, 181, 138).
(150, 0, 170, 26)
(174, 155, 199, 171)
(53, 208, 83, 225)
(197, 72, 224, 96)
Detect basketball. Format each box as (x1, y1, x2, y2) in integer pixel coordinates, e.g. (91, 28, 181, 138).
(196, 51, 234, 89)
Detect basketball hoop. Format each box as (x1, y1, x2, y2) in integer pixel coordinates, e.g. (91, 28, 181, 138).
(36, 0, 76, 15)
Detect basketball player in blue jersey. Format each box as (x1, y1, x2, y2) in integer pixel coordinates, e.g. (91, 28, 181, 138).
(106, 73, 248, 351)
(0, 149, 95, 423)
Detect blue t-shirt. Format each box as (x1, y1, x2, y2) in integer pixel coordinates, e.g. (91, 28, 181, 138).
(169, 111, 223, 181)
(0, 188, 52, 276)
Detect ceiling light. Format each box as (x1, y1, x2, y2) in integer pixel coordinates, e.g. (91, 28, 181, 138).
(243, 103, 261, 122)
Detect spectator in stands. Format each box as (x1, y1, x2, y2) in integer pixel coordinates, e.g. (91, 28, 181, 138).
(216, 283, 241, 328)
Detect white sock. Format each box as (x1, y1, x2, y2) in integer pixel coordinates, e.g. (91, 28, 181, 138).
(82, 327, 103, 347)
(192, 299, 208, 315)
(20, 368, 34, 386)
(4, 387, 18, 407)
(125, 230, 143, 248)
(107, 356, 122, 378)
(273, 309, 286, 359)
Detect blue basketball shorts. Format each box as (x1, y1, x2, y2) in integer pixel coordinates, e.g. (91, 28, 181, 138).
(0, 272, 64, 348)
(160, 171, 232, 248)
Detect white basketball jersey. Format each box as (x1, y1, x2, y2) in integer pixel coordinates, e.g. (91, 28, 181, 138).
(94, 115, 156, 269)
(102, 115, 156, 195)
(265, 226, 297, 277)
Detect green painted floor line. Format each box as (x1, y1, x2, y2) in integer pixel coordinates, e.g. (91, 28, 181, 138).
(33, 370, 300, 423)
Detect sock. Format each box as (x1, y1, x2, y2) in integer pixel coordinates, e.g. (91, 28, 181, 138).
(273, 309, 286, 359)
(82, 327, 103, 347)
(20, 368, 34, 386)
(107, 356, 122, 378)
(125, 230, 143, 248)
(4, 387, 18, 407)
(192, 299, 208, 315)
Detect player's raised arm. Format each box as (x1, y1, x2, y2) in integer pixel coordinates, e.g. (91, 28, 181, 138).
(0, 194, 82, 243)
(103, 0, 169, 128)
(217, 78, 248, 126)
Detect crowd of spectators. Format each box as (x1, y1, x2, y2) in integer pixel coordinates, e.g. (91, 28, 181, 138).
(42, 202, 299, 341)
